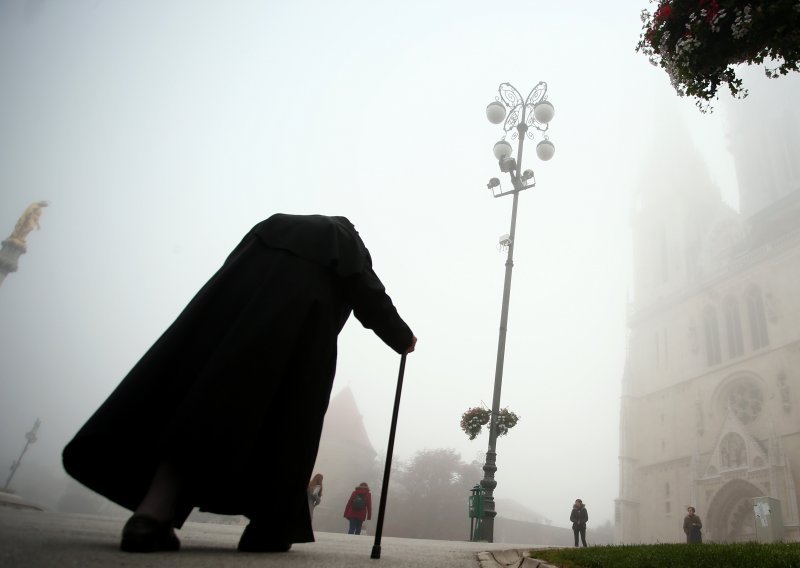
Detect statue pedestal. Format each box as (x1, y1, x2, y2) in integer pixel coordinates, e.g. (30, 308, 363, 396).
(0, 239, 27, 287)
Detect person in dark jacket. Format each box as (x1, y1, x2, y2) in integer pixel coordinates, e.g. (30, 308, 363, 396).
(62, 214, 416, 553)
(570, 498, 588, 547)
(683, 506, 702, 543)
(343, 482, 372, 535)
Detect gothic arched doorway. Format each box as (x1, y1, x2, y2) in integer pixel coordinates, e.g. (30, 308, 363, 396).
(706, 479, 761, 542)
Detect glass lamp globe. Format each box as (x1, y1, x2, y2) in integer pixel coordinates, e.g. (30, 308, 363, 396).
(536, 139, 555, 161)
(533, 100, 555, 124)
(486, 101, 506, 124)
(493, 140, 513, 160)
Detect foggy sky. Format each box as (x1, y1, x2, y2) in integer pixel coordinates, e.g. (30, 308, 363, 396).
(0, 0, 749, 527)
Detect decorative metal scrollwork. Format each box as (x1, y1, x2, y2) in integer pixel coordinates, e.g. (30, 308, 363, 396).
(503, 107, 521, 134)
(498, 83, 522, 108)
(495, 81, 550, 135)
(525, 81, 547, 106)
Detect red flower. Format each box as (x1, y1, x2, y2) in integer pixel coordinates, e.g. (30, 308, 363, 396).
(646, 28, 656, 45)
(654, 3, 672, 23)
(699, 0, 720, 22)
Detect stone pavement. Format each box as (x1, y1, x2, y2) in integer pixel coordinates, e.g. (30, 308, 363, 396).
(0, 507, 556, 568)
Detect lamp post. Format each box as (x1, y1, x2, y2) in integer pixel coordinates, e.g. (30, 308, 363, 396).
(478, 82, 555, 543)
(3, 418, 41, 492)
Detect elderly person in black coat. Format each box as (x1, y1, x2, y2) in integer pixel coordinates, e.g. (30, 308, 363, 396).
(63, 214, 416, 553)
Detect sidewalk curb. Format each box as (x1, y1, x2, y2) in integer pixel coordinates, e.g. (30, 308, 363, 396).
(476, 549, 558, 568)
(0, 491, 45, 512)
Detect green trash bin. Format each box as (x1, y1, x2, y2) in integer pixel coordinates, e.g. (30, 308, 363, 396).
(469, 484, 485, 541)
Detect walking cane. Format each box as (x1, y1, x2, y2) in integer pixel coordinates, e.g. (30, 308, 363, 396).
(370, 353, 407, 559)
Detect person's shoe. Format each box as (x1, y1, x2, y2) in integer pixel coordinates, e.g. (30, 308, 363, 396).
(237, 522, 292, 552)
(120, 514, 180, 553)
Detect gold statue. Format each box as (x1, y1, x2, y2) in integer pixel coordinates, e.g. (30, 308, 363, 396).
(7, 201, 49, 247)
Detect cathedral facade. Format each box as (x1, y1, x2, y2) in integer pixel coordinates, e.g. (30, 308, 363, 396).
(616, 81, 800, 543)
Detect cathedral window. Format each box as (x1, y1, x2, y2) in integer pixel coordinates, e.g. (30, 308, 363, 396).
(726, 381, 764, 424)
(724, 296, 744, 358)
(719, 432, 747, 469)
(746, 286, 770, 350)
(703, 306, 721, 365)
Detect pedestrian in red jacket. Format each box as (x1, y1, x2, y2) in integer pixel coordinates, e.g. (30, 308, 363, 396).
(343, 482, 372, 535)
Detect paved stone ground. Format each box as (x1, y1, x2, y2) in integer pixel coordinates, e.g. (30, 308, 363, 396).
(0, 507, 548, 568)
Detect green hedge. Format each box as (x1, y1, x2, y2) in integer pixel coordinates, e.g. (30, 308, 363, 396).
(529, 542, 800, 568)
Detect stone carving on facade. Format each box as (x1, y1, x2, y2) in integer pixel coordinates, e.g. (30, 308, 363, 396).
(702, 405, 769, 478)
(720, 433, 746, 469)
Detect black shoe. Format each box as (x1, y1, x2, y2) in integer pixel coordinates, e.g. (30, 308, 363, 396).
(237, 522, 292, 552)
(120, 514, 180, 553)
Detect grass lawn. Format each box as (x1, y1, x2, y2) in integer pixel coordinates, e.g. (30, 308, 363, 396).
(528, 542, 800, 568)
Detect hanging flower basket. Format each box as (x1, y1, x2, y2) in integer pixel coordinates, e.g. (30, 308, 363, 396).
(636, 1, 800, 111)
(460, 407, 491, 440)
(460, 406, 520, 440)
(495, 407, 520, 436)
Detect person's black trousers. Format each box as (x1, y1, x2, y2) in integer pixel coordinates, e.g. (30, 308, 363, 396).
(573, 527, 587, 547)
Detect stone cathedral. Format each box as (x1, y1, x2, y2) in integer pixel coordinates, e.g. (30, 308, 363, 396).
(616, 82, 800, 543)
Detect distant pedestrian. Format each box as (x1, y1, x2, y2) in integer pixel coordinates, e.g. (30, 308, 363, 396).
(683, 506, 702, 543)
(307, 474, 323, 521)
(343, 482, 372, 535)
(570, 498, 588, 547)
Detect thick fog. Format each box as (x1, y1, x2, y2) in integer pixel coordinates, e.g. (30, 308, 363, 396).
(0, 0, 764, 529)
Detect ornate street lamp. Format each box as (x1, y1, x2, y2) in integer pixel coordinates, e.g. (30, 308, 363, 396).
(478, 82, 555, 542)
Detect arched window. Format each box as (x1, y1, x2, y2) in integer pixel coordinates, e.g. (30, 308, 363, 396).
(724, 296, 744, 358)
(703, 305, 721, 365)
(720, 433, 747, 469)
(746, 286, 770, 350)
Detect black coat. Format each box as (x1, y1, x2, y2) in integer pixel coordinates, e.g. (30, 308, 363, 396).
(62, 214, 413, 544)
(570, 505, 588, 529)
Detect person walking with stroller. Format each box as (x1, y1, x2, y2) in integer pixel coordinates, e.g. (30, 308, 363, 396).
(344, 482, 372, 535)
